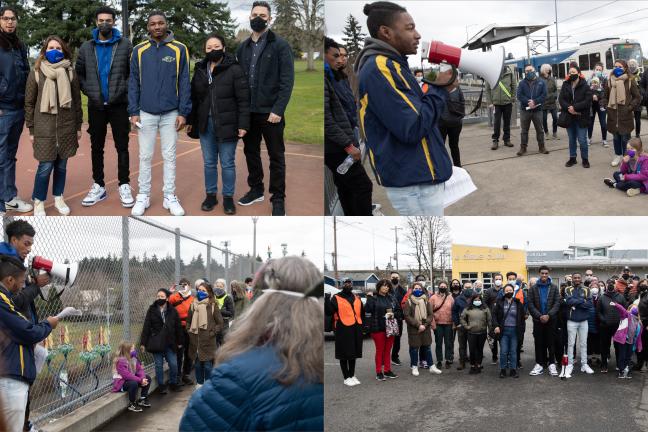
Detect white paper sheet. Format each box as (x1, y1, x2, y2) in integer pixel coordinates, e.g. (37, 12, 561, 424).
(55, 306, 82, 320)
(34, 344, 47, 374)
(443, 166, 478, 208)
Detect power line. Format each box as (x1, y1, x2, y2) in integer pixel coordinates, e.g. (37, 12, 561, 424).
(557, 0, 619, 24)
(560, 7, 648, 34)
(567, 14, 648, 37)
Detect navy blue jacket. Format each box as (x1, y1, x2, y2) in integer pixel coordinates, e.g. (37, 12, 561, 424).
(0, 283, 52, 384)
(180, 345, 322, 431)
(128, 31, 192, 117)
(326, 64, 358, 129)
(452, 294, 469, 325)
(0, 38, 29, 110)
(517, 77, 547, 112)
(565, 285, 593, 322)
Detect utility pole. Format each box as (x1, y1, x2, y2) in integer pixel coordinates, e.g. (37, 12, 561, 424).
(333, 216, 339, 287)
(554, 0, 559, 51)
(390, 226, 400, 271)
(428, 218, 434, 282)
(281, 243, 288, 257)
(221, 241, 230, 286)
(547, 30, 551, 52)
(251, 217, 258, 273)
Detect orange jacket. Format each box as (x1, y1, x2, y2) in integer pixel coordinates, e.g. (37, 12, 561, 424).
(169, 292, 193, 326)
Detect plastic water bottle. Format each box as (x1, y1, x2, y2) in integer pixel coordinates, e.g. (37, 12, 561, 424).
(337, 155, 355, 175)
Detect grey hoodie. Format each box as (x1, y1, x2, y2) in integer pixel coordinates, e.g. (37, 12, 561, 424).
(354, 37, 404, 75)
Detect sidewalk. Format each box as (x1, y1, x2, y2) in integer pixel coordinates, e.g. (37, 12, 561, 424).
(369, 117, 648, 215)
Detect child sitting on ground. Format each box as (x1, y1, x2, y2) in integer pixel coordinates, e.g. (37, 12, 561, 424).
(112, 340, 152, 412)
(604, 137, 648, 197)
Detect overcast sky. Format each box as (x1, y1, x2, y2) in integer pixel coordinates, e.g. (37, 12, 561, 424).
(325, 217, 648, 270)
(325, 0, 648, 66)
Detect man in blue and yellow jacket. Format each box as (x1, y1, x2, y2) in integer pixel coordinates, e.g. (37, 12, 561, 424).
(354, 1, 457, 216)
(128, 11, 191, 217)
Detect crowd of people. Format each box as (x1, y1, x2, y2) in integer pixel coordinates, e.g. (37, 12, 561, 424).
(0, 1, 294, 217)
(328, 266, 648, 386)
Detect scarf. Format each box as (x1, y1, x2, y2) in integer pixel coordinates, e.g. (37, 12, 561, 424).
(39, 59, 73, 115)
(409, 295, 428, 325)
(189, 298, 211, 334)
(0, 30, 21, 50)
(608, 73, 628, 109)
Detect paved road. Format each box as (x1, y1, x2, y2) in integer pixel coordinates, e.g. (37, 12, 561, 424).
(325, 320, 648, 432)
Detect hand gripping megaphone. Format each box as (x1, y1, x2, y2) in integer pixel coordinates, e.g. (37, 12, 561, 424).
(31, 256, 79, 287)
(425, 41, 505, 88)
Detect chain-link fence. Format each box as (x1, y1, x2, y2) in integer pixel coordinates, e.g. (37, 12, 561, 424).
(0, 216, 262, 428)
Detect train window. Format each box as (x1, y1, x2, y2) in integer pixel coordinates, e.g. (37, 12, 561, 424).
(606, 48, 614, 69)
(551, 64, 558, 77)
(589, 52, 601, 69)
(579, 54, 590, 71)
(559, 63, 567, 79)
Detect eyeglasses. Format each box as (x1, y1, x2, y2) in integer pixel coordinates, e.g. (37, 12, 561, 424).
(1, 16, 18, 22)
(540, 272, 549, 275)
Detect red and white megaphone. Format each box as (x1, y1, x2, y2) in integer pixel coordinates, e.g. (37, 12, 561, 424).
(32, 256, 78, 287)
(425, 41, 505, 88)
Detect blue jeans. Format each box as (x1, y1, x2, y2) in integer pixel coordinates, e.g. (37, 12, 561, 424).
(138, 110, 178, 196)
(385, 182, 445, 216)
(194, 360, 213, 384)
(566, 122, 588, 159)
(613, 132, 631, 156)
(0, 377, 29, 432)
(588, 107, 607, 140)
(409, 345, 433, 367)
(0, 108, 24, 211)
(32, 157, 68, 201)
(499, 327, 518, 369)
(199, 117, 237, 197)
(153, 346, 178, 387)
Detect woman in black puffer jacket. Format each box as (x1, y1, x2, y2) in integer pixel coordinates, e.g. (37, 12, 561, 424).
(187, 34, 250, 214)
(559, 63, 592, 168)
(364, 279, 400, 381)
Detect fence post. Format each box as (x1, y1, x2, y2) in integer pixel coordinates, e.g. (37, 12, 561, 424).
(206, 240, 212, 282)
(224, 247, 230, 289)
(122, 216, 130, 341)
(175, 228, 181, 283)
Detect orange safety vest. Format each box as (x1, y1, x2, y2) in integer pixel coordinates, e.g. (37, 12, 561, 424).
(334, 294, 362, 327)
(421, 83, 429, 93)
(514, 287, 525, 304)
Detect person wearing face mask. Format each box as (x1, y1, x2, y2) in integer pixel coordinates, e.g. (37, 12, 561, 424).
(516, 64, 547, 156)
(460, 292, 492, 374)
(597, 279, 627, 373)
(213, 279, 236, 346)
(186, 282, 224, 386)
(452, 283, 473, 370)
(385, 272, 406, 365)
(169, 278, 195, 386)
(540, 64, 559, 141)
(24, 35, 82, 216)
(558, 63, 593, 168)
(588, 62, 609, 148)
(235, 1, 294, 216)
(403, 282, 442, 376)
(330, 278, 365, 386)
(140, 288, 183, 394)
(506, 272, 528, 368)
(627, 59, 643, 139)
(438, 82, 466, 167)
(231, 280, 251, 319)
(635, 280, 648, 372)
(486, 65, 517, 150)
(430, 280, 454, 370)
(564, 273, 595, 378)
(364, 279, 399, 380)
(609, 301, 644, 379)
(186, 33, 250, 215)
(606, 59, 641, 167)
(527, 266, 560, 377)
(484, 273, 504, 364)
(604, 136, 648, 196)
(76, 6, 135, 209)
(493, 283, 525, 378)
(112, 341, 152, 412)
(587, 282, 602, 368)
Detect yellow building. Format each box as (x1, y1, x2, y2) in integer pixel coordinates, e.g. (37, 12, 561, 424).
(451, 244, 528, 288)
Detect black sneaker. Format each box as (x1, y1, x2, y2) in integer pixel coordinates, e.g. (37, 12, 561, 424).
(391, 358, 401, 366)
(223, 197, 236, 215)
(603, 178, 616, 188)
(201, 194, 218, 211)
(159, 385, 168, 395)
(128, 402, 143, 412)
(510, 369, 519, 378)
(138, 397, 151, 408)
(238, 189, 264, 206)
(181, 374, 194, 385)
(271, 199, 286, 216)
(504, 141, 514, 147)
(383, 370, 398, 379)
(376, 372, 386, 381)
(469, 366, 478, 374)
(565, 157, 577, 167)
(500, 369, 507, 378)
(582, 159, 590, 168)
(436, 361, 442, 369)
(169, 383, 183, 392)
(445, 360, 451, 369)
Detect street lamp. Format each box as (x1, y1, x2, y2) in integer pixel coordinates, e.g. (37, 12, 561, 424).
(251, 217, 259, 273)
(281, 243, 288, 257)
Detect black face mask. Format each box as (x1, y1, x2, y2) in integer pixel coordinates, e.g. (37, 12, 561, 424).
(391, 278, 399, 285)
(640, 285, 648, 292)
(206, 49, 224, 63)
(607, 285, 615, 292)
(342, 285, 352, 293)
(250, 16, 268, 32)
(98, 23, 113, 37)
(504, 292, 514, 299)
(622, 274, 630, 280)
(439, 287, 447, 293)
(155, 299, 166, 306)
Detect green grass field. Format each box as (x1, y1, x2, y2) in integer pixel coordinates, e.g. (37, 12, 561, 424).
(81, 59, 323, 145)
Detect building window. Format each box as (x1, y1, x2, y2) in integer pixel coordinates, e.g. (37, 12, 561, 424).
(460, 272, 478, 286)
(576, 247, 590, 257)
(482, 272, 496, 289)
(592, 248, 606, 257)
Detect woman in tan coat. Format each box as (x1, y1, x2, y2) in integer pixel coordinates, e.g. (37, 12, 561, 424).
(24, 35, 82, 216)
(402, 282, 441, 376)
(606, 59, 641, 167)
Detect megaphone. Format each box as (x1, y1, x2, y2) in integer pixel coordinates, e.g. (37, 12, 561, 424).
(425, 41, 505, 88)
(32, 256, 78, 287)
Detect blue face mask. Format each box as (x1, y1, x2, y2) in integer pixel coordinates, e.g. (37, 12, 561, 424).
(412, 289, 423, 297)
(473, 300, 482, 307)
(613, 67, 624, 77)
(130, 350, 137, 358)
(196, 291, 208, 301)
(45, 49, 64, 64)
(525, 71, 536, 80)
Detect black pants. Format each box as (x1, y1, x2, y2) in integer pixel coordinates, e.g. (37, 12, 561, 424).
(243, 112, 286, 201)
(542, 108, 558, 134)
(635, 109, 642, 137)
(391, 319, 403, 361)
(325, 153, 372, 215)
(533, 320, 556, 367)
(176, 328, 193, 377)
(492, 103, 512, 142)
(599, 324, 620, 367)
(490, 336, 499, 360)
(468, 332, 487, 365)
(87, 104, 130, 187)
(339, 359, 356, 379)
(554, 322, 567, 364)
(439, 124, 463, 167)
(122, 374, 151, 403)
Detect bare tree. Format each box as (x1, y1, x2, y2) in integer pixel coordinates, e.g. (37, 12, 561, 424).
(294, 0, 324, 71)
(404, 217, 451, 282)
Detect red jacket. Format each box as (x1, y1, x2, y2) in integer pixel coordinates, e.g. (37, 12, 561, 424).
(169, 292, 193, 326)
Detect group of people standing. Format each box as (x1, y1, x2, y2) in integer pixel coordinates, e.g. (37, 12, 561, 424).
(0, 1, 294, 217)
(330, 266, 648, 386)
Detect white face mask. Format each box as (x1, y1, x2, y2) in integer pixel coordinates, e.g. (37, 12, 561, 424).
(591, 288, 599, 297)
(494, 280, 502, 287)
(416, 76, 423, 83)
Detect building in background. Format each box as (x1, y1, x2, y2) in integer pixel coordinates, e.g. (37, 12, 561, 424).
(451, 244, 527, 288)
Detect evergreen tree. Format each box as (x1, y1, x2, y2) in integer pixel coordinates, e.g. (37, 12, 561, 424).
(341, 13, 366, 59)
(272, 0, 302, 58)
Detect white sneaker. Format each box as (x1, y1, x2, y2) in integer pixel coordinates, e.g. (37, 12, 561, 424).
(33, 199, 46, 216)
(429, 364, 442, 374)
(529, 363, 544, 376)
(163, 195, 185, 216)
(343, 378, 354, 386)
(195, 383, 203, 390)
(82, 183, 106, 206)
(548, 363, 558, 376)
(350, 376, 361, 385)
(119, 184, 135, 208)
(54, 196, 70, 215)
(5, 197, 33, 213)
(581, 364, 595, 374)
(602, 139, 609, 148)
(565, 364, 573, 378)
(587, 137, 591, 146)
(611, 155, 621, 167)
(131, 194, 150, 216)
(411, 366, 419, 376)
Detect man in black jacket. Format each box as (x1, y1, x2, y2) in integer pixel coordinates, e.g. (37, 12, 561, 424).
(527, 265, 560, 376)
(597, 279, 627, 373)
(389, 271, 406, 365)
(236, 1, 294, 216)
(76, 6, 134, 208)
